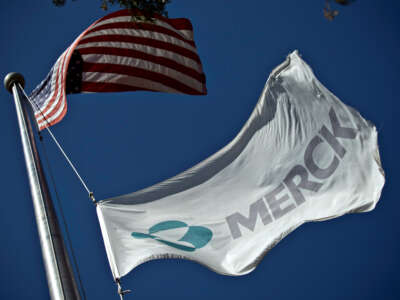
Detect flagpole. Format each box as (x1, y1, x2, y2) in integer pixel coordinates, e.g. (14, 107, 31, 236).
(4, 73, 81, 300)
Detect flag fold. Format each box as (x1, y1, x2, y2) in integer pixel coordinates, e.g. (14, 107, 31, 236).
(96, 51, 384, 279)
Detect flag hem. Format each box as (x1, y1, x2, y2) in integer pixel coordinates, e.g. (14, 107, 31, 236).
(96, 205, 121, 279)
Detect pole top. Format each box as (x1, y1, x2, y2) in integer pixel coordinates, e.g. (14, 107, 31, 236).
(4, 72, 25, 93)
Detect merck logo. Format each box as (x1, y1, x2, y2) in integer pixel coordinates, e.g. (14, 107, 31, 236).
(132, 220, 213, 252)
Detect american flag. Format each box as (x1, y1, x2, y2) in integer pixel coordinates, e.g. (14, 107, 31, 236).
(29, 9, 207, 131)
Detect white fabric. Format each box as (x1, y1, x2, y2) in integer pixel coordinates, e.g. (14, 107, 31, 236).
(96, 51, 385, 279)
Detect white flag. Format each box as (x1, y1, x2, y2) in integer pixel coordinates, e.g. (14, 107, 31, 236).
(96, 51, 385, 279)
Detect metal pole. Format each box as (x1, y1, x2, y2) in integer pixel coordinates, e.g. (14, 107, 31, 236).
(4, 73, 81, 300)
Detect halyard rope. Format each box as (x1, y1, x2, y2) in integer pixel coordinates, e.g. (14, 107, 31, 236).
(19, 84, 96, 204)
(18, 83, 132, 299)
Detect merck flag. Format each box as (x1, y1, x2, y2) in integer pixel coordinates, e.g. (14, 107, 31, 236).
(96, 51, 385, 279)
(29, 10, 207, 130)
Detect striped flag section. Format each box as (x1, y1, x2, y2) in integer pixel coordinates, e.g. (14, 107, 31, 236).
(29, 10, 207, 130)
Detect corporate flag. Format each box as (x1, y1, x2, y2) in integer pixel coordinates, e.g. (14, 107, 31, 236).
(96, 51, 385, 279)
(29, 9, 207, 131)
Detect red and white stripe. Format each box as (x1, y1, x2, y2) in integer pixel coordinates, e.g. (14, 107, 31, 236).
(32, 9, 207, 131)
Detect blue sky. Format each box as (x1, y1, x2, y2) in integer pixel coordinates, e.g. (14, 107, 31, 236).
(0, 1, 398, 299)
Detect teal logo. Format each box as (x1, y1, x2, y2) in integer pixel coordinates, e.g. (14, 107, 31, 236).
(131, 220, 213, 252)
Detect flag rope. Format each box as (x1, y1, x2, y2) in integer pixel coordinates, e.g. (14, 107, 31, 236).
(116, 278, 132, 300)
(19, 84, 96, 204)
(19, 83, 134, 299)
